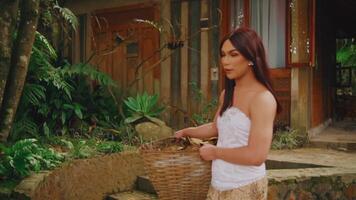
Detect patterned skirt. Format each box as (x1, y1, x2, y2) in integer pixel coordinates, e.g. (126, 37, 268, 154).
(206, 176, 268, 200)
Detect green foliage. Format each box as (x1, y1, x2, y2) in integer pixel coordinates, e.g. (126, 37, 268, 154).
(123, 92, 165, 124)
(192, 99, 218, 125)
(70, 140, 96, 159)
(189, 82, 218, 126)
(0, 139, 64, 179)
(69, 139, 123, 158)
(61, 64, 116, 87)
(96, 141, 123, 154)
(271, 128, 307, 150)
(11, 32, 121, 141)
(53, 5, 78, 32)
(336, 39, 356, 67)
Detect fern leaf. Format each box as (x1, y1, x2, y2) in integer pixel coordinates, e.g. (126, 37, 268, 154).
(22, 83, 46, 106)
(54, 5, 78, 32)
(34, 31, 57, 60)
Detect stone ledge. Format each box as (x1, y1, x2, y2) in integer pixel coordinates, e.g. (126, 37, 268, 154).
(13, 151, 145, 200)
(267, 172, 356, 200)
(268, 167, 356, 183)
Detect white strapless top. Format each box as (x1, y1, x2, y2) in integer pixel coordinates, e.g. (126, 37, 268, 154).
(211, 107, 266, 191)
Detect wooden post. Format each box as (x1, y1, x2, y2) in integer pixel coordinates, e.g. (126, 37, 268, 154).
(188, 0, 201, 118)
(291, 67, 312, 132)
(170, 0, 181, 128)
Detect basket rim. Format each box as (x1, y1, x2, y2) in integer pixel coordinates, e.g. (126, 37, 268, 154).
(139, 137, 202, 153)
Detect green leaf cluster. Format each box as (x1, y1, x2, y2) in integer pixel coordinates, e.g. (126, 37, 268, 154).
(271, 128, 307, 150)
(11, 31, 121, 141)
(189, 82, 218, 126)
(96, 141, 123, 154)
(0, 139, 65, 179)
(69, 139, 123, 159)
(337, 39, 356, 67)
(123, 92, 165, 124)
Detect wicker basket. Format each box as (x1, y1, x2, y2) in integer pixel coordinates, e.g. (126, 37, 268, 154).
(140, 138, 211, 200)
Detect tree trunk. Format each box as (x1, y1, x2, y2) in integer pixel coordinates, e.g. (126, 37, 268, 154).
(0, 0, 40, 142)
(0, 0, 19, 109)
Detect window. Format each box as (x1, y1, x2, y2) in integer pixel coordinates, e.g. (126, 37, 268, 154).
(250, 0, 286, 68)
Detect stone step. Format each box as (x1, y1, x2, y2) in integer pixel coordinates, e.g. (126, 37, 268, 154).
(106, 190, 157, 200)
(136, 176, 156, 194)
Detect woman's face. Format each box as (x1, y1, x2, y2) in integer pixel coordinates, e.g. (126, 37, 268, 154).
(221, 39, 251, 80)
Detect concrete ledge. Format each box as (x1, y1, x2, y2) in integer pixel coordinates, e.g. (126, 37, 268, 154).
(14, 151, 145, 200)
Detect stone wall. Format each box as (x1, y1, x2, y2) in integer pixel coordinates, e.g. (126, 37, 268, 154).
(268, 174, 356, 200)
(13, 151, 145, 200)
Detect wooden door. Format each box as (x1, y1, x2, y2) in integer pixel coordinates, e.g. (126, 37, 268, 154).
(91, 5, 160, 95)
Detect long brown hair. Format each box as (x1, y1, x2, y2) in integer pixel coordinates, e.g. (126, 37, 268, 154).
(219, 27, 282, 116)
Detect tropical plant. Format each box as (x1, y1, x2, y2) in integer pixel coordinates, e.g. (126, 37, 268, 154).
(0, 139, 65, 179)
(10, 32, 121, 141)
(336, 39, 356, 67)
(69, 140, 97, 159)
(271, 128, 308, 150)
(96, 141, 123, 154)
(189, 82, 218, 126)
(123, 92, 165, 124)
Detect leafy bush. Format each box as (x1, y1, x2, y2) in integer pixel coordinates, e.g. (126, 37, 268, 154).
(96, 141, 123, 154)
(189, 82, 218, 126)
(10, 32, 122, 141)
(69, 140, 97, 159)
(0, 139, 65, 179)
(336, 39, 356, 67)
(123, 92, 165, 124)
(272, 128, 307, 150)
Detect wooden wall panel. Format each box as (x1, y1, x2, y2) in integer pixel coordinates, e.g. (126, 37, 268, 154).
(181, 1, 189, 126)
(209, 0, 220, 98)
(188, 0, 201, 115)
(201, 0, 210, 100)
(170, 0, 181, 127)
(160, 0, 171, 107)
(270, 68, 291, 125)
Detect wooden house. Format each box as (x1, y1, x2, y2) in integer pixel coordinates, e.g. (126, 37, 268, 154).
(65, 0, 355, 134)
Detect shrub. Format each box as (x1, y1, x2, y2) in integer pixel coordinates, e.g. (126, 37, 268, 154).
(272, 128, 308, 150)
(0, 139, 65, 179)
(123, 92, 165, 124)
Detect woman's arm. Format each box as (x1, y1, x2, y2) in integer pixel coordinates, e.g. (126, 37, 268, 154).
(199, 91, 277, 166)
(175, 122, 218, 139)
(175, 90, 225, 139)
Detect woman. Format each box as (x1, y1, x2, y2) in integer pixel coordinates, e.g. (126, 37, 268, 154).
(175, 27, 281, 200)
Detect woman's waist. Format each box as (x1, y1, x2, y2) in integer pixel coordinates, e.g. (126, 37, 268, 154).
(212, 159, 266, 179)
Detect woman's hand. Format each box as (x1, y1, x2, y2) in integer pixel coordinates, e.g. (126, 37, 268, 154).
(174, 129, 186, 139)
(199, 144, 217, 161)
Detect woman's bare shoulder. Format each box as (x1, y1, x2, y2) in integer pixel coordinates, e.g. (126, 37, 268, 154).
(252, 90, 277, 109)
